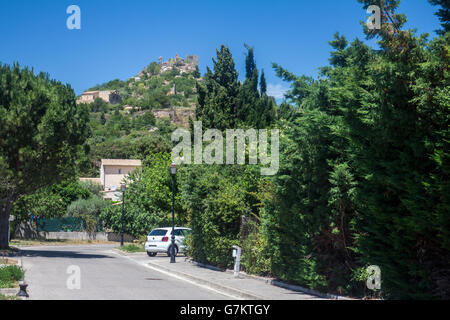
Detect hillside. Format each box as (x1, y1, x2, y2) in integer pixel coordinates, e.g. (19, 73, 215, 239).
(77, 54, 201, 176)
(84, 54, 201, 111)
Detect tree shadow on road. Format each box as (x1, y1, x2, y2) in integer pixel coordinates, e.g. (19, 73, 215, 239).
(19, 249, 114, 259)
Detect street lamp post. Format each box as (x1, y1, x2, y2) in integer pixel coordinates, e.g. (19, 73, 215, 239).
(120, 184, 126, 247)
(170, 163, 177, 263)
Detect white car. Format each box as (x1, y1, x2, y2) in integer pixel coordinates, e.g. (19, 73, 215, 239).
(144, 227, 191, 257)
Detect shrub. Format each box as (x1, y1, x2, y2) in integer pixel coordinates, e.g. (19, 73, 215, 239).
(179, 165, 260, 268)
(79, 181, 103, 197)
(67, 196, 107, 217)
(240, 218, 272, 276)
(0, 266, 24, 288)
(67, 196, 108, 234)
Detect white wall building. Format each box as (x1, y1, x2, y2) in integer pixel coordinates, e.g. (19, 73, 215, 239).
(80, 159, 142, 201)
(100, 159, 142, 200)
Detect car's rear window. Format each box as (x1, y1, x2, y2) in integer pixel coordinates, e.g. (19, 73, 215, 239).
(149, 229, 167, 236)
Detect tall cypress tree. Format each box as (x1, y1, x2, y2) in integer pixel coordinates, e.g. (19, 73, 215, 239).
(195, 46, 239, 130)
(260, 69, 267, 96)
(196, 45, 275, 130)
(244, 43, 257, 80)
(236, 45, 260, 127)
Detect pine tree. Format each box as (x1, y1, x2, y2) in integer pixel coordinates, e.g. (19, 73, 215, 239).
(0, 64, 90, 249)
(328, 33, 349, 67)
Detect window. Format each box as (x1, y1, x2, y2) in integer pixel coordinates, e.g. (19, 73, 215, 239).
(149, 229, 168, 236)
(173, 229, 184, 236)
(173, 229, 190, 236)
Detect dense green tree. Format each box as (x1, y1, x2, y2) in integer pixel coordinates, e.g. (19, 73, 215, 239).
(88, 79, 127, 92)
(244, 44, 257, 80)
(50, 179, 91, 205)
(429, 0, 449, 34)
(10, 178, 96, 233)
(197, 44, 276, 129)
(357, 0, 407, 40)
(338, 1, 450, 299)
(328, 33, 349, 67)
(193, 66, 201, 79)
(146, 62, 161, 76)
(0, 64, 90, 248)
(196, 46, 240, 130)
(260, 69, 267, 96)
(178, 164, 260, 267)
(132, 111, 156, 130)
(236, 45, 259, 126)
(100, 112, 107, 125)
(11, 188, 67, 224)
(89, 98, 108, 113)
(260, 0, 450, 299)
(262, 74, 357, 293)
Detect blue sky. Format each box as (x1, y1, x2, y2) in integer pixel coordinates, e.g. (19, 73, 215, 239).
(0, 0, 442, 97)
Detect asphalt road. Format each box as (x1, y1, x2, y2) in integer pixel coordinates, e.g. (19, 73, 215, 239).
(19, 245, 231, 300)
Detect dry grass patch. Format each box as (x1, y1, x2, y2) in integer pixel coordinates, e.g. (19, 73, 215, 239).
(0, 258, 18, 266)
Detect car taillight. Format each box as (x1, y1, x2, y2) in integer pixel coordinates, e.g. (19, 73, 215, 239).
(162, 237, 169, 242)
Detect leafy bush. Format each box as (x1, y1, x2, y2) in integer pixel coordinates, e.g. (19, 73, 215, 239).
(240, 218, 272, 276)
(180, 165, 259, 268)
(67, 196, 108, 234)
(79, 181, 103, 197)
(67, 196, 107, 217)
(0, 266, 24, 288)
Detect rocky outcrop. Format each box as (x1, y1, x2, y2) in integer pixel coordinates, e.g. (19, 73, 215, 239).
(152, 107, 195, 127)
(138, 54, 199, 79)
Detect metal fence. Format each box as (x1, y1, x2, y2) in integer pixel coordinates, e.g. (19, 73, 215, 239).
(36, 217, 85, 232)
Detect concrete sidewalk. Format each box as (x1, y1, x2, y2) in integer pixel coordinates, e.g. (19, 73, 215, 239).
(136, 254, 325, 300)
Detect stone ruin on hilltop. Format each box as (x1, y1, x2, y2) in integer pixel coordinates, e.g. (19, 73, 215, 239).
(136, 54, 199, 80)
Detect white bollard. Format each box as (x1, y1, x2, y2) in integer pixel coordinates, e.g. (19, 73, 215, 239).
(232, 245, 241, 278)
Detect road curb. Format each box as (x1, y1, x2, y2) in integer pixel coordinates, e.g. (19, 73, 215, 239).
(237, 272, 351, 300)
(146, 260, 264, 300)
(187, 260, 227, 272)
(0, 288, 18, 296)
(269, 280, 354, 300)
(186, 260, 355, 300)
(112, 248, 141, 256)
